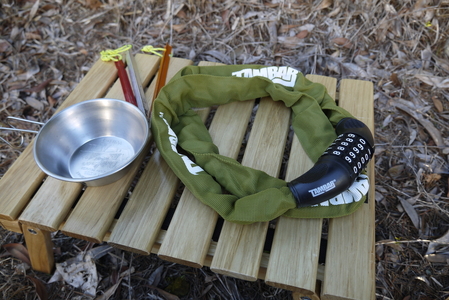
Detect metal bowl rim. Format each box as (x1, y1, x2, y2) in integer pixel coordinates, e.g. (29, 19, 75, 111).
(33, 98, 149, 183)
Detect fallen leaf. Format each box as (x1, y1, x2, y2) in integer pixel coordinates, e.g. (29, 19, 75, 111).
(296, 30, 309, 39)
(2, 243, 31, 266)
(26, 97, 44, 110)
(172, 24, 187, 33)
(415, 74, 449, 89)
(49, 252, 99, 296)
(85, 0, 102, 9)
(393, 99, 445, 147)
(203, 50, 232, 64)
(388, 164, 404, 178)
(423, 173, 441, 185)
(95, 268, 135, 300)
(390, 73, 401, 87)
(399, 197, 421, 230)
(28, 0, 40, 21)
(277, 36, 303, 48)
(221, 10, 230, 28)
(25, 32, 42, 40)
(23, 79, 52, 93)
(148, 265, 164, 286)
(317, 0, 333, 10)
(332, 37, 353, 49)
(382, 114, 393, 128)
(432, 96, 444, 113)
(278, 24, 301, 33)
(47, 95, 57, 107)
(0, 39, 12, 52)
(27, 276, 48, 300)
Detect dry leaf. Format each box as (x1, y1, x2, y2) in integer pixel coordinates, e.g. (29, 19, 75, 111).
(390, 73, 401, 87)
(2, 243, 32, 266)
(382, 114, 393, 128)
(85, 0, 102, 9)
(0, 39, 12, 52)
(28, 0, 40, 21)
(148, 265, 164, 286)
(154, 287, 180, 300)
(172, 24, 187, 33)
(415, 74, 449, 89)
(27, 276, 49, 300)
(393, 99, 445, 147)
(332, 37, 353, 49)
(268, 21, 278, 45)
(317, 0, 333, 10)
(25, 97, 44, 110)
(423, 173, 441, 185)
(277, 36, 303, 48)
(296, 30, 309, 39)
(23, 78, 52, 93)
(399, 197, 421, 230)
(432, 96, 444, 112)
(412, 0, 430, 18)
(221, 10, 230, 28)
(49, 252, 99, 296)
(278, 24, 301, 34)
(25, 32, 42, 40)
(203, 50, 232, 64)
(388, 164, 404, 178)
(94, 267, 135, 300)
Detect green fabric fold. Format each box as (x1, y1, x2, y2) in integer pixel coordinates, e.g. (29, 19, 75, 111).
(151, 65, 367, 224)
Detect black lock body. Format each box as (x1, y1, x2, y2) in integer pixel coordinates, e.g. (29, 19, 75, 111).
(288, 118, 374, 207)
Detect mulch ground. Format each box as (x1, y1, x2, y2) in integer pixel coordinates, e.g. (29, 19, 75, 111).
(2, 1, 449, 299)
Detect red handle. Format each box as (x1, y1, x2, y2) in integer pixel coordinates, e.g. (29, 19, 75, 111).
(115, 60, 137, 106)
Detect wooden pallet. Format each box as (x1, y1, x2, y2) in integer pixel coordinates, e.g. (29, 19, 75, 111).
(0, 54, 375, 300)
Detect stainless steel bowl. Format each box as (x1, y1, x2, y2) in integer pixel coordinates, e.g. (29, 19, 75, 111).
(33, 98, 149, 186)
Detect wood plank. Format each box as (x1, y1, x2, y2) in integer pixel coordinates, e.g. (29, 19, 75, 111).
(61, 57, 192, 243)
(321, 79, 375, 300)
(0, 219, 22, 233)
(22, 224, 54, 274)
(158, 69, 255, 267)
(0, 58, 117, 221)
(265, 75, 337, 298)
(107, 57, 195, 254)
(19, 180, 83, 231)
(107, 150, 180, 254)
(17, 54, 160, 233)
(210, 97, 291, 281)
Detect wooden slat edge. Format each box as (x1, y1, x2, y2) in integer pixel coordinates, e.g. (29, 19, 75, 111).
(265, 75, 337, 296)
(321, 79, 375, 300)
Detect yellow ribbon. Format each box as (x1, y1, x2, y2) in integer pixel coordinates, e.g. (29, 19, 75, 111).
(100, 44, 133, 62)
(141, 45, 166, 57)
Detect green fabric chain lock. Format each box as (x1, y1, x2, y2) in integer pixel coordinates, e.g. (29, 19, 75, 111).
(151, 65, 370, 224)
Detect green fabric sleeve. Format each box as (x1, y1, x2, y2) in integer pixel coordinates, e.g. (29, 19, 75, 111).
(151, 65, 367, 224)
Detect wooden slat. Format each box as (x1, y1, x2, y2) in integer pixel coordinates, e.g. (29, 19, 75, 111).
(321, 79, 375, 300)
(0, 219, 22, 233)
(107, 149, 180, 254)
(22, 224, 54, 273)
(19, 180, 83, 231)
(61, 57, 192, 243)
(210, 97, 291, 281)
(158, 64, 255, 266)
(0, 59, 117, 222)
(108, 58, 203, 254)
(265, 75, 337, 298)
(18, 54, 160, 232)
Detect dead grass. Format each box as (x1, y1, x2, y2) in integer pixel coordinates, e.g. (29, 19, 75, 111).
(2, 0, 449, 299)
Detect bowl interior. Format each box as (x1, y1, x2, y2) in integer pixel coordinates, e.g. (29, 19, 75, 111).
(34, 99, 148, 181)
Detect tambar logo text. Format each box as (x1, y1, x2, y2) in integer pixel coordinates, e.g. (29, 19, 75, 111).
(309, 180, 337, 197)
(231, 66, 299, 87)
